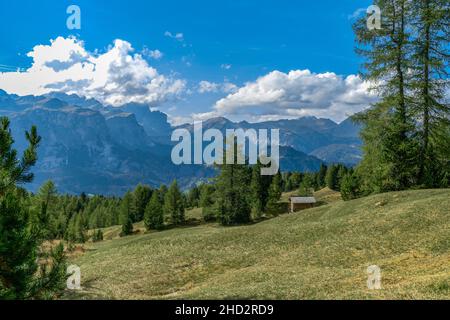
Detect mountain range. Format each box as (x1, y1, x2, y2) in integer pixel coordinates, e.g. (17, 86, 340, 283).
(0, 89, 362, 195)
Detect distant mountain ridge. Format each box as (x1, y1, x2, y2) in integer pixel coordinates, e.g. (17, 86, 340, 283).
(0, 91, 362, 194)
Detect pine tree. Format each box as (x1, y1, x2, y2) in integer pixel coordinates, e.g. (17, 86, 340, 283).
(120, 192, 134, 236)
(326, 165, 340, 191)
(250, 163, 264, 219)
(411, 0, 450, 187)
(266, 171, 282, 214)
(164, 180, 185, 226)
(317, 164, 328, 189)
(0, 117, 66, 299)
(199, 184, 216, 221)
(34, 180, 57, 239)
(144, 191, 164, 230)
(340, 171, 361, 201)
(215, 141, 251, 225)
(353, 0, 418, 191)
(187, 185, 200, 208)
(298, 174, 314, 197)
(132, 184, 152, 222)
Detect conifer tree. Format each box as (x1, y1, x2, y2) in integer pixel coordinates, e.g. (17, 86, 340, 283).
(250, 162, 264, 219)
(353, 0, 418, 191)
(144, 191, 164, 230)
(340, 171, 362, 201)
(120, 192, 134, 236)
(132, 184, 152, 222)
(34, 180, 57, 239)
(411, 0, 450, 187)
(215, 141, 251, 225)
(326, 165, 340, 191)
(266, 171, 282, 214)
(298, 174, 314, 197)
(317, 164, 328, 189)
(164, 180, 185, 226)
(0, 117, 66, 299)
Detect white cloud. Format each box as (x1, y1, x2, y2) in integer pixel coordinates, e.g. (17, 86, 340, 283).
(221, 64, 232, 70)
(164, 31, 184, 42)
(0, 36, 185, 106)
(198, 80, 238, 94)
(194, 69, 378, 123)
(198, 81, 219, 93)
(143, 48, 164, 60)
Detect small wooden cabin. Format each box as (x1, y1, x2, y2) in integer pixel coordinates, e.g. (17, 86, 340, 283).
(289, 197, 316, 213)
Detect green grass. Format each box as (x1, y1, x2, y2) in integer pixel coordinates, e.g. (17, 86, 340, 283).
(68, 189, 450, 300)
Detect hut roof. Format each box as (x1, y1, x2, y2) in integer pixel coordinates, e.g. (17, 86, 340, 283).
(289, 197, 317, 204)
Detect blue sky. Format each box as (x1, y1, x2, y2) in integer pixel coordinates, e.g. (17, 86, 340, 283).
(0, 0, 375, 124)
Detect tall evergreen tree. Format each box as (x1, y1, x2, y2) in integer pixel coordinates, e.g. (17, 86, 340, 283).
(317, 164, 328, 189)
(120, 192, 134, 236)
(215, 141, 251, 225)
(266, 171, 282, 214)
(187, 185, 200, 208)
(250, 162, 264, 219)
(298, 174, 314, 197)
(353, 0, 418, 191)
(326, 165, 340, 191)
(34, 180, 57, 239)
(132, 184, 152, 222)
(164, 180, 185, 226)
(144, 191, 164, 230)
(411, 0, 450, 187)
(0, 117, 66, 299)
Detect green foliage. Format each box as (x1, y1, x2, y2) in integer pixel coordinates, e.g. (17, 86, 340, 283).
(266, 171, 282, 214)
(215, 142, 251, 225)
(353, 0, 449, 193)
(326, 165, 340, 191)
(199, 184, 216, 221)
(164, 180, 185, 226)
(340, 172, 362, 201)
(144, 191, 164, 230)
(298, 179, 314, 197)
(66, 213, 87, 243)
(32, 180, 57, 240)
(250, 163, 264, 219)
(120, 192, 134, 236)
(92, 229, 104, 242)
(0, 118, 66, 299)
(317, 164, 328, 189)
(132, 184, 152, 222)
(187, 185, 200, 208)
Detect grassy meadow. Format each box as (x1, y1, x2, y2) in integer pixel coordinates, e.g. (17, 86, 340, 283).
(68, 189, 450, 300)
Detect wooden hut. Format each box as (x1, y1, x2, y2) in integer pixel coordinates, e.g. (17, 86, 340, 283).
(289, 197, 316, 213)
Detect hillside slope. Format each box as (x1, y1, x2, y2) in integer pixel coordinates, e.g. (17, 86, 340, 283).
(70, 189, 450, 300)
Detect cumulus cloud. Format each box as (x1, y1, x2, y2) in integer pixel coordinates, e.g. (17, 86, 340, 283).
(0, 36, 185, 106)
(221, 64, 232, 70)
(194, 69, 378, 123)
